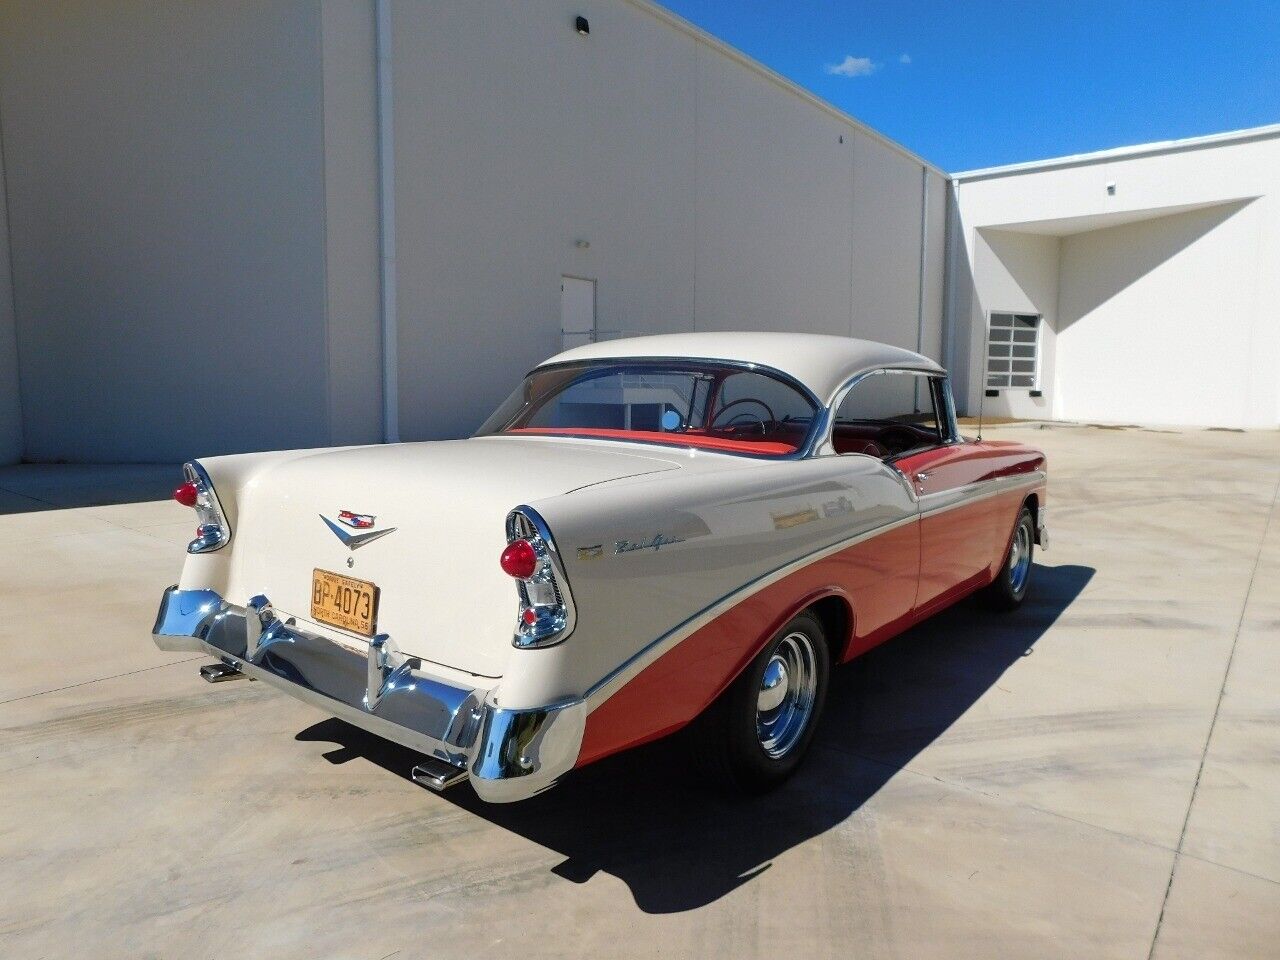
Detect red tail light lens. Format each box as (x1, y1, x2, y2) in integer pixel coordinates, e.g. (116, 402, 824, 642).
(500, 539, 539, 579)
(174, 481, 199, 507)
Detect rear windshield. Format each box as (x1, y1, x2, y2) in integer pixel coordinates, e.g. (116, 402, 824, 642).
(476, 361, 819, 458)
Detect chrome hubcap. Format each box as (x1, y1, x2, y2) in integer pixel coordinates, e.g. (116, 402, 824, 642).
(1009, 521, 1032, 593)
(758, 658, 789, 712)
(756, 632, 818, 759)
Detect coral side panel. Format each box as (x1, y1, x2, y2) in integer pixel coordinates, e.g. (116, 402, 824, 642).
(576, 522, 919, 767)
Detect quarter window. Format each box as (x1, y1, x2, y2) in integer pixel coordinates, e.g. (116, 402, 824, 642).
(986, 312, 1041, 389)
(832, 371, 943, 460)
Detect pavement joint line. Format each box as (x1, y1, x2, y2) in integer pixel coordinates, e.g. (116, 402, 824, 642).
(814, 741, 1280, 892)
(0, 656, 207, 708)
(0, 484, 53, 507)
(1146, 471, 1280, 960)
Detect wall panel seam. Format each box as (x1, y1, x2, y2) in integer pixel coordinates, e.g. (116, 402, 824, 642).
(0, 94, 24, 460)
(317, 2, 336, 447)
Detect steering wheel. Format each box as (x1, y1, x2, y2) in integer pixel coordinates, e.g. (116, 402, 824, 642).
(710, 397, 776, 432)
(875, 425, 920, 455)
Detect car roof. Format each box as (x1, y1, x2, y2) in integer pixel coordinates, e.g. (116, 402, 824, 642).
(540, 332, 944, 404)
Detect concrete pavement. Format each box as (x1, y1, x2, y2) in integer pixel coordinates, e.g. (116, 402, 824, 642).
(0, 424, 1277, 959)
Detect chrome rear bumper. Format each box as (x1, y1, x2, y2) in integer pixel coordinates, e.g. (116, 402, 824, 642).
(153, 586, 584, 802)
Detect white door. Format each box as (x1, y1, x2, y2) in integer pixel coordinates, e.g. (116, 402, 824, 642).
(561, 277, 596, 351)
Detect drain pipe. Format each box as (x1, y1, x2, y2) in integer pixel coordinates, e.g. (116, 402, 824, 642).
(941, 177, 963, 405)
(914, 166, 929, 359)
(913, 166, 930, 411)
(375, 0, 400, 443)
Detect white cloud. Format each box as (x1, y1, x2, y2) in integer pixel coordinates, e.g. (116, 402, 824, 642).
(898, 53, 912, 65)
(825, 55, 876, 78)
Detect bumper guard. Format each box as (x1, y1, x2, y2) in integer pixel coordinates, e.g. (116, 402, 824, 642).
(153, 586, 584, 802)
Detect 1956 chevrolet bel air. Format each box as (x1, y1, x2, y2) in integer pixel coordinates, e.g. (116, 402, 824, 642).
(153, 332, 1047, 802)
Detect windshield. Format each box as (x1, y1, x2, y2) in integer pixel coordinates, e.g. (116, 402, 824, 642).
(476, 360, 819, 458)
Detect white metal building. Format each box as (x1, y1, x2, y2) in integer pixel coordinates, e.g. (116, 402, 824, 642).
(0, 0, 947, 465)
(0, 3, 1275, 467)
(949, 125, 1280, 430)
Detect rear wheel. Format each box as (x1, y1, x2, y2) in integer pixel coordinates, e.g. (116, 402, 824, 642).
(983, 505, 1035, 610)
(688, 610, 830, 793)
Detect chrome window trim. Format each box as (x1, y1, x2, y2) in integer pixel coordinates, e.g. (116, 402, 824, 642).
(932, 375, 962, 445)
(818, 366, 952, 458)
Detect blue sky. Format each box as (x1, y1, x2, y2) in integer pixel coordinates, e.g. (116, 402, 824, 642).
(660, 0, 1280, 171)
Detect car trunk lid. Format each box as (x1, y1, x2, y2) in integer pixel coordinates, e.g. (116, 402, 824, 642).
(225, 436, 680, 677)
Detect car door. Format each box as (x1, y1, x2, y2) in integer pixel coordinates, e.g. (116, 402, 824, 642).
(892, 376, 1004, 613)
(828, 369, 925, 653)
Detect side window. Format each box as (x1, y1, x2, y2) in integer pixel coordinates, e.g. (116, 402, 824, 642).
(832, 371, 943, 459)
(931, 376, 960, 443)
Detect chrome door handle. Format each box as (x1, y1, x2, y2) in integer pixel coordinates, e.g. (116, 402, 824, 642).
(915, 472, 930, 482)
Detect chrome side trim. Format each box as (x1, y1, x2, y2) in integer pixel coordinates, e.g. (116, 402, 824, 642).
(918, 470, 1046, 519)
(583, 511, 919, 705)
(582, 470, 1046, 706)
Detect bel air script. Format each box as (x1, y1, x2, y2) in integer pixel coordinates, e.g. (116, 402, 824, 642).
(152, 331, 1047, 803)
(614, 533, 686, 554)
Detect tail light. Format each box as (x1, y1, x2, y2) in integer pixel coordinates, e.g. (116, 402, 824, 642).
(499, 539, 539, 579)
(177, 462, 231, 553)
(503, 508, 576, 648)
(173, 481, 199, 507)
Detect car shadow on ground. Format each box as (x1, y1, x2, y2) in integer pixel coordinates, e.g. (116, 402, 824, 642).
(297, 562, 1094, 914)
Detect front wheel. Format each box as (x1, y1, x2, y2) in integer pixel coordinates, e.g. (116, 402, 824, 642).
(983, 505, 1035, 610)
(688, 610, 830, 793)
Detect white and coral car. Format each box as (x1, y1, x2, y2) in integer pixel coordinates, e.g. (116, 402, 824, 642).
(154, 332, 1047, 802)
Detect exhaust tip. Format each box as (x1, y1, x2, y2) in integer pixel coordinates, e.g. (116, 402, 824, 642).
(199, 661, 246, 683)
(411, 756, 469, 792)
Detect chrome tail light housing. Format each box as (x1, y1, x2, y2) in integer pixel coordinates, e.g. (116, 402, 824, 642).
(504, 507, 576, 648)
(181, 461, 231, 554)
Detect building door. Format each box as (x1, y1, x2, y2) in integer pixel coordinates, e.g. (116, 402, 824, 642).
(561, 277, 596, 351)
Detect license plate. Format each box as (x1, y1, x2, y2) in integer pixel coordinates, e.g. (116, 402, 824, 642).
(311, 569, 379, 637)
